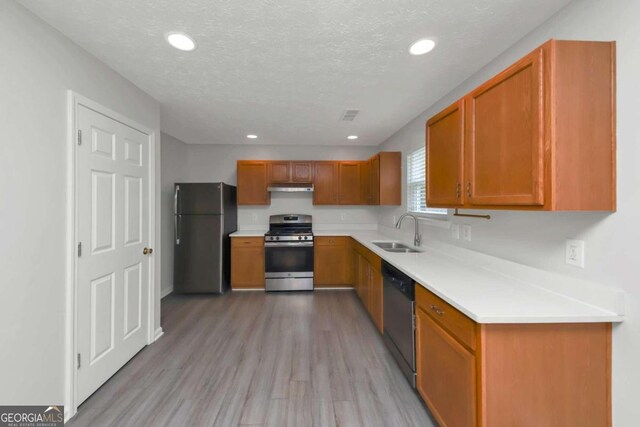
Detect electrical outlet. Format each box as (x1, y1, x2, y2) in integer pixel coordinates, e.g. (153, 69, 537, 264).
(565, 239, 585, 268)
(252, 213, 258, 223)
(392, 215, 397, 226)
(462, 224, 472, 241)
(451, 223, 460, 240)
(340, 212, 346, 221)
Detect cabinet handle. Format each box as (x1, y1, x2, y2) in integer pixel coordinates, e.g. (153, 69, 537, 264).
(466, 182, 472, 198)
(430, 304, 444, 317)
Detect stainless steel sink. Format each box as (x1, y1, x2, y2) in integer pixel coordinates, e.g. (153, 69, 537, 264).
(385, 247, 422, 253)
(373, 242, 422, 253)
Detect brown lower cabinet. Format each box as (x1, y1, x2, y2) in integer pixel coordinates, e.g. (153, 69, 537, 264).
(230, 237, 264, 289)
(353, 240, 383, 333)
(313, 237, 352, 287)
(415, 285, 612, 427)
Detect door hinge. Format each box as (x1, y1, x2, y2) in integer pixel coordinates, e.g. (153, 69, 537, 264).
(77, 129, 82, 145)
(77, 353, 81, 369)
(77, 242, 82, 257)
(466, 181, 472, 198)
(412, 314, 416, 330)
(456, 182, 461, 199)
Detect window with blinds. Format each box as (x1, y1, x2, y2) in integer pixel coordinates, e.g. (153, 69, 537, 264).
(407, 147, 447, 215)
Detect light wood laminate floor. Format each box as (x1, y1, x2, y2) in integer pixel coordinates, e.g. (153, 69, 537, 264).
(68, 290, 435, 426)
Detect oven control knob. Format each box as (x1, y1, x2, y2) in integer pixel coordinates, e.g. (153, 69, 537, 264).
(298, 236, 302, 240)
(276, 237, 280, 241)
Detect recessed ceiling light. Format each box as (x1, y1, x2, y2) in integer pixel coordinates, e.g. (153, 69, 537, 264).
(347, 135, 358, 140)
(166, 32, 196, 51)
(409, 39, 436, 55)
(247, 134, 258, 139)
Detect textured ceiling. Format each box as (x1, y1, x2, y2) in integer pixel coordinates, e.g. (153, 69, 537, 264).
(19, 0, 570, 145)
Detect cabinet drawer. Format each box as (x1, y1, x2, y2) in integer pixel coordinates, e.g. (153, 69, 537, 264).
(416, 286, 476, 351)
(315, 236, 350, 246)
(231, 237, 264, 248)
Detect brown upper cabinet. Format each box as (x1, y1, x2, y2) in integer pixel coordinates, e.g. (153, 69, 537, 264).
(313, 161, 339, 205)
(291, 161, 313, 182)
(268, 161, 314, 184)
(338, 161, 362, 204)
(237, 161, 270, 205)
(426, 39, 616, 211)
(359, 153, 401, 205)
(426, 100, 465, 206)
(238, 153, 401, 206)
(268, 161, 291, 183)
(370, 152, 401, 205)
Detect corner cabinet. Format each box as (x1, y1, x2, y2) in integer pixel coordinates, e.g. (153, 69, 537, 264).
(415, 285, 612, 427)
(426, 39, 616, 211)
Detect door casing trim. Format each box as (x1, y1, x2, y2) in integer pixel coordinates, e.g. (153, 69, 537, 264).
(65, 91, 160, 421)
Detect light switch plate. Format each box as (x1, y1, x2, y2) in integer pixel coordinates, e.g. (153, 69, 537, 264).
(565, 239, 585, 268)
(451, 223, 460, 240)
(462, 225, 472, 241)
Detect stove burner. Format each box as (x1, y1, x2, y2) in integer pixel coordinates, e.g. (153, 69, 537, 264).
(265, 214, 313, 242)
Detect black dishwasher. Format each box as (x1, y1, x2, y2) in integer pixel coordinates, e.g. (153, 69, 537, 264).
(382, 260, 416, 388)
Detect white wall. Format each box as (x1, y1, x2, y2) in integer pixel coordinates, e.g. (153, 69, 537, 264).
(378, 0, 640, 423)
(0, 0, 161, 408)
(160, 133, 187, 297)
(183, 143, 380, 229)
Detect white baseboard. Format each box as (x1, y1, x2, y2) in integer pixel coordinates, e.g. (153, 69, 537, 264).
(64, 406, 75, 423)
(154, 327, 164, 341)
(160, 286, 173, 299)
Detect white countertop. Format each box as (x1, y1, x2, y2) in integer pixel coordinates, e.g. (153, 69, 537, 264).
(230, 228, 623, 324)
(230, 230, 267, 237)
(350, 231, 622, 324)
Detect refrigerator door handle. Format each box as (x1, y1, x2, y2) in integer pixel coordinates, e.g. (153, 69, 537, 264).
(174, 185, 180, 215)
(175, 214, 181, 245)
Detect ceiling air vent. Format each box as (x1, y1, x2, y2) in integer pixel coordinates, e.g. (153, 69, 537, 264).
(341, 109, 360, 121)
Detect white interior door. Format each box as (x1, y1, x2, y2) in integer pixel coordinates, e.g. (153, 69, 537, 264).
(76, 105, 150, 404)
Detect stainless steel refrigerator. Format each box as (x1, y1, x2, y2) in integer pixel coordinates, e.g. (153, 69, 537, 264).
(174, 183, 237, 294)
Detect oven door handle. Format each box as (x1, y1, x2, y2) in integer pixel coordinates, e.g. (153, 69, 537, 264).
(264, 241, 314, 248)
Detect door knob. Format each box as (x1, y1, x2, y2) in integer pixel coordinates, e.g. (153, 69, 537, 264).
(143, 247, 153, 255)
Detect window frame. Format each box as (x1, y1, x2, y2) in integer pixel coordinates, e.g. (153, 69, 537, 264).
(406, 147, 448, 217)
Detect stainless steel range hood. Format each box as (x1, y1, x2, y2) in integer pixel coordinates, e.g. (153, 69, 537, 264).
(267, 183, 314, 192)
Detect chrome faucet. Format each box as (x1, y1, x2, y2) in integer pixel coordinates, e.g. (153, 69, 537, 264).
(395, 213, 422, 247)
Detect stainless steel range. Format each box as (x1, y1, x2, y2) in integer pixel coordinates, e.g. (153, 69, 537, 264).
(264, 214, 314, 291)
